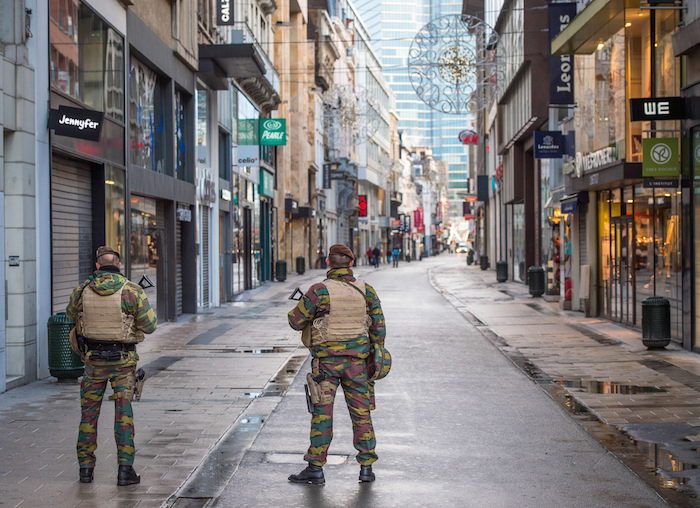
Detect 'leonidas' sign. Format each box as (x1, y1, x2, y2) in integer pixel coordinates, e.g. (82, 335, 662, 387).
(259, 118, 286, 146)
(49, 105, 104, 141)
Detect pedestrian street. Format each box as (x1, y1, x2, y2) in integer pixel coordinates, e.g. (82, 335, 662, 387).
(4, 254, 696, 507)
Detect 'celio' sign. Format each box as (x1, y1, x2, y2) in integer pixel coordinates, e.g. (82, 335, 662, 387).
(49, 105, 104, 141)
(216, 0, 234, 25)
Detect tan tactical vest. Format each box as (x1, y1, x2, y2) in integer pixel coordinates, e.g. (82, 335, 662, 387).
(78, 286, 143, 343)
(306, 279, 371, 346)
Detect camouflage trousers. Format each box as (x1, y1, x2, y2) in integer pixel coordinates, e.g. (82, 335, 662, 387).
(305, 356, 377, 467)
(77, 362, 136, 468)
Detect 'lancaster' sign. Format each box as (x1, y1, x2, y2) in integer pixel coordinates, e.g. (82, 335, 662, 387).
(49, 105, 104, 141)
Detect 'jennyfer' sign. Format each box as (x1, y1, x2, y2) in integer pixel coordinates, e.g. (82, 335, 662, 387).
(259, 118, 286, 146)
(548, 2, 576, 105)
(49, 105, 104, 141)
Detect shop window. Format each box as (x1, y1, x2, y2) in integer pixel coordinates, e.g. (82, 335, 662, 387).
(129, 195, 162, 317)
(197, 87, 209, 165)
(49, 0, 124, 121)
(129, 57, 167, 173)
(105, 167, 126, 256)
(175, 90, 189, 180)
(219, 130, 231, 180)
(573, 29, 626, 164)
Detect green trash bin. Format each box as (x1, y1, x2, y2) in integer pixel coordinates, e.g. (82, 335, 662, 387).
(48, 312, 84, 379)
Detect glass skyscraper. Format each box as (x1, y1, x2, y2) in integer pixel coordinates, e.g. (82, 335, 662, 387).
(356, 0, 471, 214)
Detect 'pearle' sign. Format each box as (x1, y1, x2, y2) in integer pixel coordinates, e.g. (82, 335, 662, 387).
(49, 105, 104, 141)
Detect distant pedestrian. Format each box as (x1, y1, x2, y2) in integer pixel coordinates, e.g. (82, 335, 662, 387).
(66, 246, 157, 486)
(288, 244, 390, 485)
(366, 248, 374, 267)
(372, 246, 381, 268)
(392, 247, 400, 268)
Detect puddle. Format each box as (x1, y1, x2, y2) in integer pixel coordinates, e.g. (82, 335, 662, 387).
(547, 383, 699, 505)
(556, 380, 667, 394)
(239, 347, 293, 354)
(266, 453, 348, 465)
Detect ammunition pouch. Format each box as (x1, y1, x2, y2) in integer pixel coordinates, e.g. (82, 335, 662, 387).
(84, 338, 135, 363)
(108, 370, 137, 401)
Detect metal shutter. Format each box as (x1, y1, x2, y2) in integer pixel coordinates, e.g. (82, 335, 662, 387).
(176, 218, 183, 316)
(51, 157, 93, 313)
(578, 203, 588, 266)
(202, 207, 210, 307)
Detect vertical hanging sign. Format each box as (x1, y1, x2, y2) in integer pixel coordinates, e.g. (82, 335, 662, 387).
(216, 0, 234, 25)
(548, 2, 576, 105)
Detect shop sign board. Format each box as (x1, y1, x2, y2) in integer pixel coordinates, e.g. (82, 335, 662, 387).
(643, 178, 678, 188)
(322, 163, 332, 189)
(237, 144, 260, 167)
(49, 105, 104, 141)
(216, 0, 234, 25)
(575, 146, 617, 176)
(259, 168, 274, 198)
(238, 119, 258, 145)
(534, 131, 564, 159)
(176, 207, 192, 222)
(643, 138, 679, 177)
(458, 129, 479, 145)
(221, 189, 232, 201)
(259, 119, 286, 146)
(548, 2, 576, 105)
(629, 97, 685, 121)
(358, 195, 368, 217)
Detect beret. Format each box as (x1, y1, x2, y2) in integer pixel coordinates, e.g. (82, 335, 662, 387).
(328, 243, 354, 260)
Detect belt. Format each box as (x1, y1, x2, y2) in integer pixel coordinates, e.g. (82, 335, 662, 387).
(84, 338, 135, 352)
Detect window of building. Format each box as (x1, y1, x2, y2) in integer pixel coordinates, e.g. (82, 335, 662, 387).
(175, 90, 188, 179)
(219, 130, 231, 180)
(49, 0, 124, 121)
(197, 87, 209, 165)
(573, 28, 626, 163)
(129, 56, 166, 173)
(105, 166, 126, 257)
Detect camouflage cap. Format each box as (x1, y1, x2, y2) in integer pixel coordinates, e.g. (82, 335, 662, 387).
(328, 243, 354, 260)
(95, 246, 121, 262)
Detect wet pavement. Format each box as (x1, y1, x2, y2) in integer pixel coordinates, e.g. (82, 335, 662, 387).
(0, 267, 329, 508)
(3, 255, 698, 506)
(208, 256, 666, 508)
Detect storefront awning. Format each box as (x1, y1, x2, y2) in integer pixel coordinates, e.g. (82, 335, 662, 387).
(551, 0, 631, 55)
(559, 192, 589, 214)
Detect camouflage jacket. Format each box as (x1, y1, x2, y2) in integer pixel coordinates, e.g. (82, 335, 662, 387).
(66, 269, 158, 337)
(288, 267, 385, 359)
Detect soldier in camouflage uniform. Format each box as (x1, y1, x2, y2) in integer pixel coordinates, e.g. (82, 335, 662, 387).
(66, 246, 157, 486)
(288, 244, 386, 485)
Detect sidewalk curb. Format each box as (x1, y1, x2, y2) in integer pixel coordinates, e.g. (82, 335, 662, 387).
(163, 349, 310, 508)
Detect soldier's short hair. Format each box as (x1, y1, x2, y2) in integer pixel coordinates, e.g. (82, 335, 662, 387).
(328, 253, 352, 267)
(96, 246, 121, 266)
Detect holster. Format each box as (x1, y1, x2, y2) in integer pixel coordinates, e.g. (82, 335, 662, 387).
(306, 358, 335, 406)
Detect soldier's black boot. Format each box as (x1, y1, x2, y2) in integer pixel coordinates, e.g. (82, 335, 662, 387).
(288, 464, 325, 485)
(117, 465, 141, 486)
(79, 467, 94, 483)
(359, 465, 375, 482)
